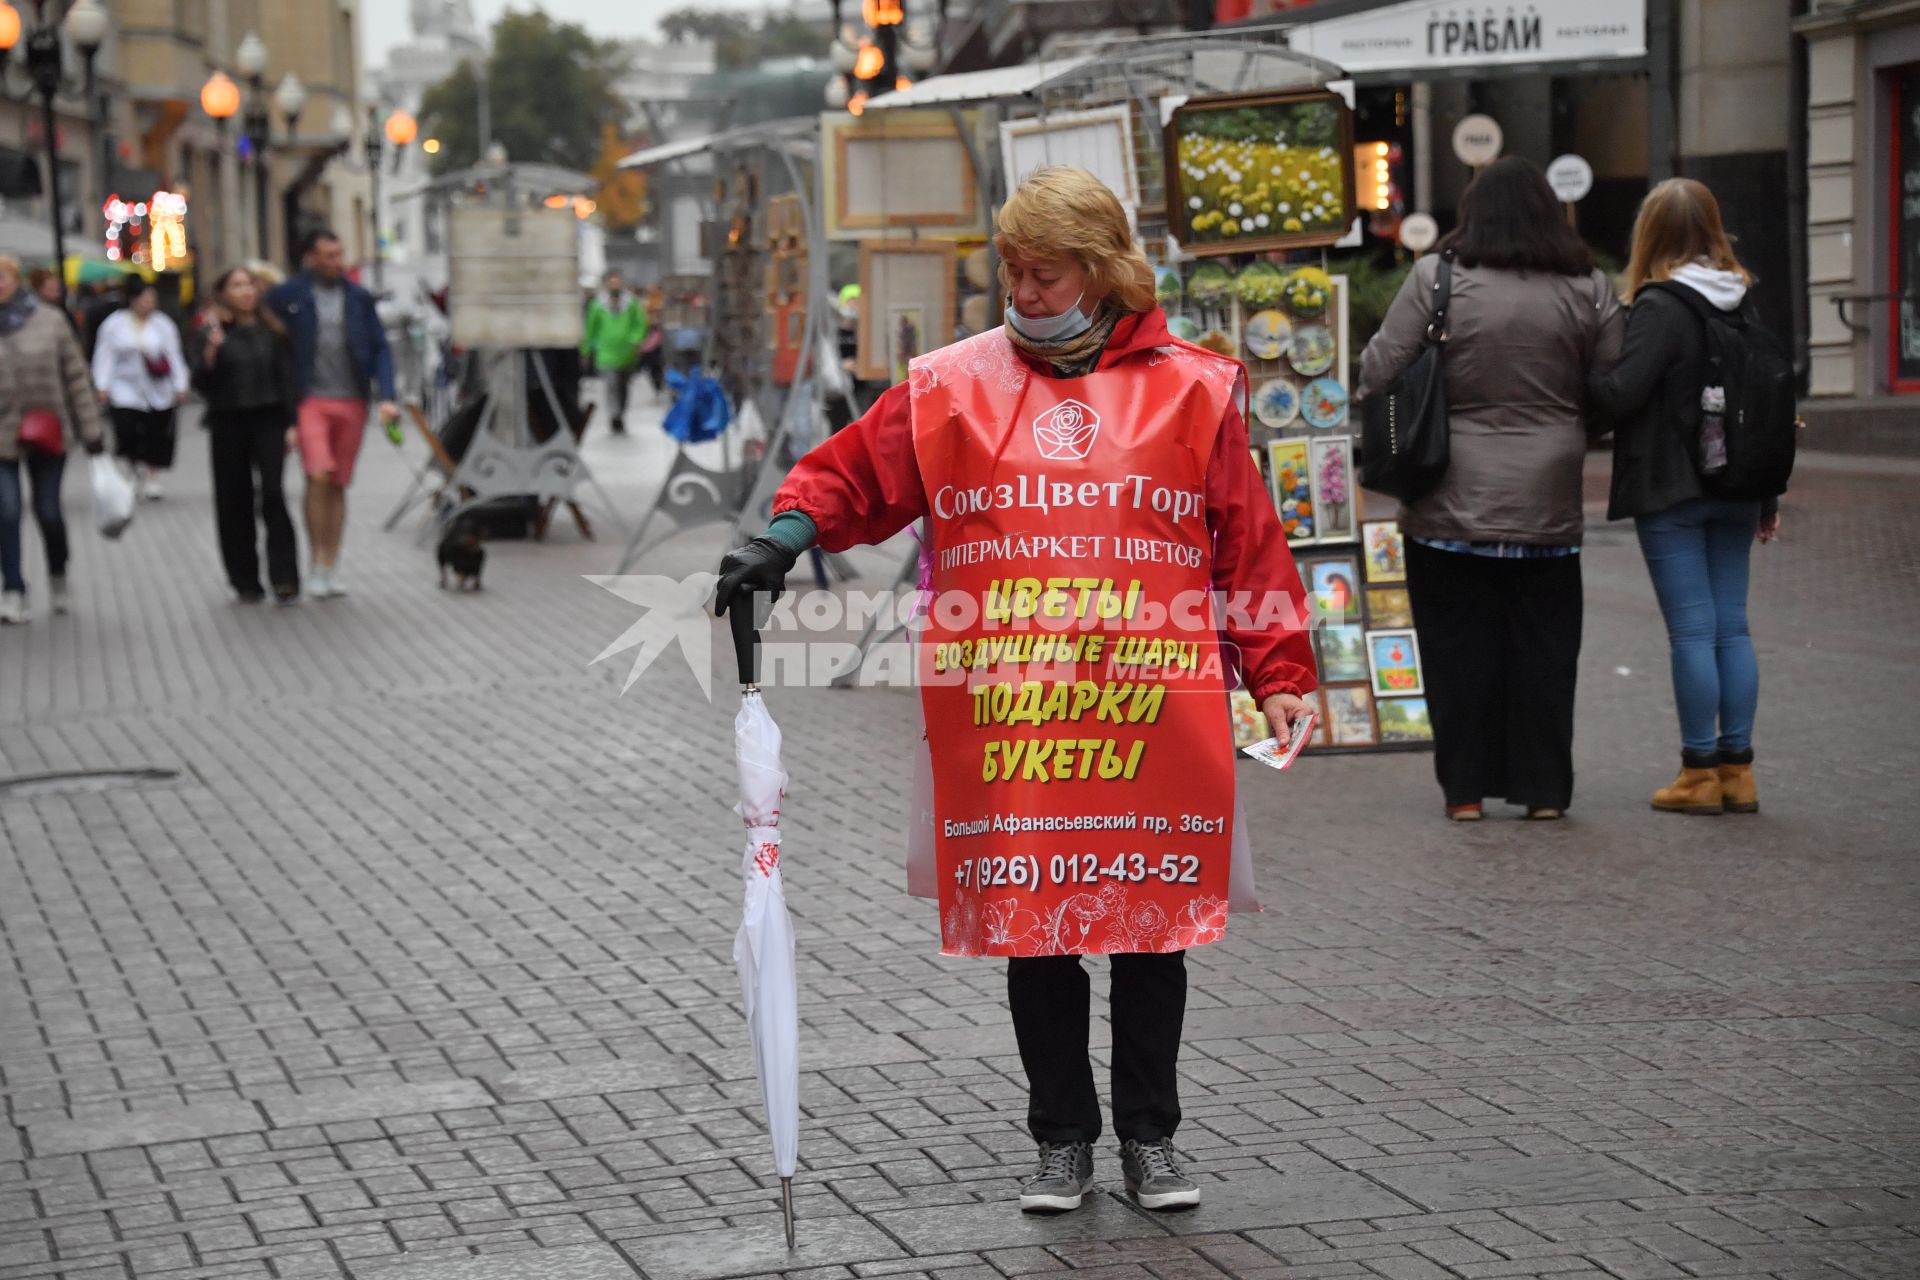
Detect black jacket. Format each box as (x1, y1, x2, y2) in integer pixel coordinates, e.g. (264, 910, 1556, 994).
(189, 318, 296, 420)
(1586, 286, 1711, 521)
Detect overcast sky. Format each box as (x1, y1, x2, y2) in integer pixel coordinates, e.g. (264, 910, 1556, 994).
(362, 1, 684, 67)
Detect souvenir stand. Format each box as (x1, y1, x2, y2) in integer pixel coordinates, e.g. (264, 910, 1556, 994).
(381, 161, 627, 546)
(848, 35, 1431, 752)
(609, 118, 854, 584)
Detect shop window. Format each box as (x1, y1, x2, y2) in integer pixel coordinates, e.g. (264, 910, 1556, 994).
(1893, 63, 1920, 392)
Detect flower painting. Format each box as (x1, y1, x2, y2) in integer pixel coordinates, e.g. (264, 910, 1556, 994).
(1268, 439, 1316, 543)
(1367, 629, 1424, 697)
(1309, 437, 1355, 543)
(1166, 90, 1357, 256)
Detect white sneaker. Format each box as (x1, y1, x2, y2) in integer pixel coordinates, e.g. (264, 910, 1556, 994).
(310, 568, 347, 599)
(139, 477, 164, 501)
(0, 590, 27, 624)
(50, 576, 69, 615)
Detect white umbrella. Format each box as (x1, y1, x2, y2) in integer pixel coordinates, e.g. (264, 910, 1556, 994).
(729, 606, 800, 1248)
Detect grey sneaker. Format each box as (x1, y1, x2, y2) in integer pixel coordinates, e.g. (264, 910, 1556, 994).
(49, 575, 68, 615)
(1120, 1139, 1199, 1210)
(1019, 1141, 1095, 1213)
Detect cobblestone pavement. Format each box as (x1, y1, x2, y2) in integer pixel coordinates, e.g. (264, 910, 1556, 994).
(2, 401, 1916, 1280)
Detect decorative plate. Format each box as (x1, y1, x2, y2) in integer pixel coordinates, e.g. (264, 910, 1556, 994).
(1300, 377, 1349, 428)
(1187, 263, 1234, 308)
(1289, 321, 1336, 376)
(1234, 261, 1286, 307)
(1286, 266, 1333, 316)
(1242, 309, 1293, 361)
(1166, 315, 1201, 342)
(1198, 329, 1238, 357)
(1154, 266, 1184, 306)
(1252, 379, 1300, 429)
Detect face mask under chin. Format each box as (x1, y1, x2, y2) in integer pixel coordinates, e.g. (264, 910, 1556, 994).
(1007, 292, 1092, 343)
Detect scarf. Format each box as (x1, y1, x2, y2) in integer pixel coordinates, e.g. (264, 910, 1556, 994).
(1005, 305, 1124, 378)
(0, 289, 36, 337)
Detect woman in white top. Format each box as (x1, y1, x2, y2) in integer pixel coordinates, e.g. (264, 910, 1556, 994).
(92, 281, 189, 500)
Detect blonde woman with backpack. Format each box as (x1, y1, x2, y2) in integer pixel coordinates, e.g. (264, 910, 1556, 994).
(1588, 178, 1792, 816)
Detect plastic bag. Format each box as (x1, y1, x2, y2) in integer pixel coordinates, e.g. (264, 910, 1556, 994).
(92, 456, 135, 540)
(661, 366, 731, 444)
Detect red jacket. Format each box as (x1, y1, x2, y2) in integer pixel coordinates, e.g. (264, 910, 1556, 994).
(774, 310, 1319, 701)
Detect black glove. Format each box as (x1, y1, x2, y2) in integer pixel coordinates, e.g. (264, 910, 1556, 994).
(715, 535, 800, 617)
(83, 437, 105, 457)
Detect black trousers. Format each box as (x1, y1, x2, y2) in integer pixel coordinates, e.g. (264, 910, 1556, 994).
(1405, 540, 1583, 811)
(110, 405, 178, 469)
(207, 407, 298, 595)
(1008, 951, 1186, 1145)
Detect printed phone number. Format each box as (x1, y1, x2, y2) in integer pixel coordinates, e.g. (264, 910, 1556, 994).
(956, 852, 1206, 891)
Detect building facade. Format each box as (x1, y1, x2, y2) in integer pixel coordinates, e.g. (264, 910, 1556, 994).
(1799, 0, 1919, 438)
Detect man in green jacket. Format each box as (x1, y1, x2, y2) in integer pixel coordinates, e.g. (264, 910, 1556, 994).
(581, 271, 648, 434)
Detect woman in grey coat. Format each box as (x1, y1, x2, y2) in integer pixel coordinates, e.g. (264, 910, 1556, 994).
(0, 255, 108, 624)
(1359, 158, 1622, 821)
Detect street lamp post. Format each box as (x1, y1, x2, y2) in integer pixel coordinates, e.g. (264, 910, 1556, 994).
(64, 0, 107, 226)
(20, 2, 70, 302)
(274, 74, 307, 268)
(364, 108, 384, 293)
(235, 31, 270, 262)
(200, 70, 240, 269)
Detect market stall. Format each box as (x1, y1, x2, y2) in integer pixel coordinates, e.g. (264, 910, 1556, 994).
(853, 33, 1432, 752)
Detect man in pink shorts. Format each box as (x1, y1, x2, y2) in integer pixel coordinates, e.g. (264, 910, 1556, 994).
(266, 230, 400, 599)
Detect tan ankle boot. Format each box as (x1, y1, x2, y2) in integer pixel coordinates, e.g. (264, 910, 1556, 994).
(1717, 762, 1759, 814)
(1652, 767, 1723, 815)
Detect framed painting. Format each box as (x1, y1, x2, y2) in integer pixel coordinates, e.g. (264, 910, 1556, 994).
(857, 241, 956, 381)
(1305, 554, 1361, 624)
(1001, 106, 1141, 209)
(823, 110, 987, 238)
(1315, 622, 1367, 684)
(1228, 689, 1270, 749)
(1362, 519, 1407, 583)
(1267, 438, 1315, 544)
(887, 303, 925, 384)
(1367, 628, 1424, 698)
(1376, 695, 1434, 744)
(1324, 685, 1378, 747)
(1364, 586, 1412, 629)
(1164, 89, 1356, 257)
(1309, 436, 1356, 544)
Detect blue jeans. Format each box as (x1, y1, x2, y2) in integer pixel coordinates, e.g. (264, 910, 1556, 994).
(0, 451, 69, 594)
(1634, 498, 1762, 758)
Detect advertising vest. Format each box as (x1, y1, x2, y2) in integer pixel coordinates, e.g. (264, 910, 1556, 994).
(907, 328, 1243, 958)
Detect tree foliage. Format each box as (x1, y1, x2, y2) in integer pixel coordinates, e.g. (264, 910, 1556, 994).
(659, 7, 826, 71)
(418, 10, 627, 175)
(591, 124, 649, 231)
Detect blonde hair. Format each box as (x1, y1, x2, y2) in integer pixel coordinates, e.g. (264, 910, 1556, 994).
(994, 166, 1155, 313)
(1624, 178, 1751, 300)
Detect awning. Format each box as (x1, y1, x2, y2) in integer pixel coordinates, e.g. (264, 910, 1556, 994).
(1219, 0, 1647, 77)
(617, 117, 819, 170)
(866, 36, 1341, 111)
(862, 57, 1097, 110)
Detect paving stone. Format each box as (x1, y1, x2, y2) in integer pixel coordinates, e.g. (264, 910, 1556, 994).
(353, 1242, 639, 1280)
(899, 1027, 1022, 1061)
(27, 1101, 268, 1156)
(697, 1032, 930, 1081)
(1614, 1145, 1920, 1194)
(263, 1083, 496, 1129)
(1152, 1172, 1417, 1232)
(1366, 1156, 1672, 1212)
(624, 1215, 907, 1280)
(488, 1058, 696, 1102)
(872, 1194, 1172, 1253)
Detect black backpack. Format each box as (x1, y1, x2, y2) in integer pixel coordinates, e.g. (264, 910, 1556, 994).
(1647, 282, 1797, 500)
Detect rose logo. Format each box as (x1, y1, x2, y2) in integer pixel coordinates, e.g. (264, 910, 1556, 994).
(1033, 399, 1101, 460)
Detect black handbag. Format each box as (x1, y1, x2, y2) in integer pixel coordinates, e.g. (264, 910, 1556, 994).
(1359, 252, 1453, 502)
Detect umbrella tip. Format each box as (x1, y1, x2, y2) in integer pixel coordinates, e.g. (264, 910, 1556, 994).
(783, 1177, 796, 1250)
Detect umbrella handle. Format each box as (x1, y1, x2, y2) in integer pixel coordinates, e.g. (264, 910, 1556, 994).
(730, 595, 760, 688)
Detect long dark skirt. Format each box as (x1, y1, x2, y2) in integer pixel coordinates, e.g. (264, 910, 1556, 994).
(1404, 540, 1583, 811)
(110, 405, 179, 469)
